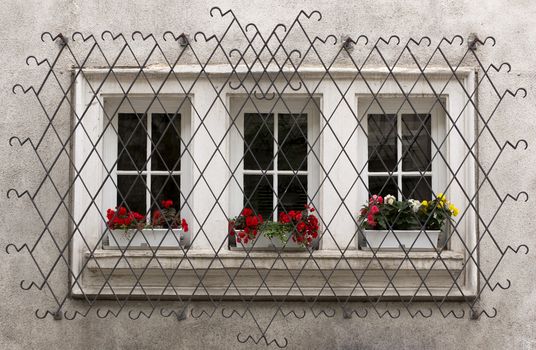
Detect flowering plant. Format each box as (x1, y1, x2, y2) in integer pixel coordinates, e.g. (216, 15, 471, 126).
(230, 205, 319, 248)
(106, 206, 146, 230)
(107, 200, 188, 232)
(358, 193, 458, 230)
(152, 200, 188, 231)
(275, 205, 319, 247)
(228, 207, 263, 244)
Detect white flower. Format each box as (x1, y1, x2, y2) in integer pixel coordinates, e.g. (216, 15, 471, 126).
(408, 199, 421, 212)
(385, 194, 396, 205)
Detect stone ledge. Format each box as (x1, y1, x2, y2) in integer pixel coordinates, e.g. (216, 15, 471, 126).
(75, 249, 471, 300)
(85, 249, 465, 271)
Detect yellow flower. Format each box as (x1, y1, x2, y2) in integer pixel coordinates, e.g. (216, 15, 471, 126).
(437, 193, 447, 203)
(449, 203, 459, 216)
(421, 200, 428, 208)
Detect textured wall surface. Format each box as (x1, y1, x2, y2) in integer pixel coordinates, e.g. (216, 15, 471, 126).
(1, 0, 535, 349)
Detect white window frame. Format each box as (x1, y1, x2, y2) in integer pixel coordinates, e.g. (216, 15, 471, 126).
(359, 97, 448, 200)
(358, 97, 451, 248)
(102, 97, 191, 222)
(228, 96, 321, 224)
(70, 70, 195, 295)
(73, 66, 478, 300)
(356, 92, 475, 257)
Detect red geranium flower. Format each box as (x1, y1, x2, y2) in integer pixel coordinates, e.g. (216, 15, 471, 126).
(241, 208, 253, 217)
(279, 212, 290, 224)
(118, 206, 127, 216)
(231, 208, 263, 244)
(369, 194, 383, 205)
(161, 200, 173, 209)
(133, 212, 145, 222)
(245, 215, 259, 227)
(367, 213, 376, 227)
(181, 218, 188, 232)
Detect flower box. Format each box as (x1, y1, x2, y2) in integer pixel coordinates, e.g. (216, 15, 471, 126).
(230, 230, 317, 251)
(105, 201, 189, 250)
(358, 193, 458, 251)
(229, 206, 320, 251)
(106, 228, 190, 249)
(362, 229, 440, 251)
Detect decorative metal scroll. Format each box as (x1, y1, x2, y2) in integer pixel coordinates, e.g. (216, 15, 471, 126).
(5, 7, 529, 348)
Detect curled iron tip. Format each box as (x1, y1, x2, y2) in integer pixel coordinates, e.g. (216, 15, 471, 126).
(408, 36, 432, 47)
(237, 333, 289, 349)
(378, 35, 401, 46)
(298, 10, 322, 22)
(440, 35, 464, 46)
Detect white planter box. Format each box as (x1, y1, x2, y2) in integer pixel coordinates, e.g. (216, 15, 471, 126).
(106, 228, 189, 249)
(363, 229, 440, 251)
(231, 230, 317, 251)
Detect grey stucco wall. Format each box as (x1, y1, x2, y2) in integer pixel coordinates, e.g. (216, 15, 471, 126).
(1, 0, 535, 349)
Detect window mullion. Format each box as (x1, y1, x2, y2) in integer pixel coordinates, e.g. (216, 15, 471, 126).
(146, 113, 152, 219)
(273, 113, 278, 220)
(397, 113, 402, 200)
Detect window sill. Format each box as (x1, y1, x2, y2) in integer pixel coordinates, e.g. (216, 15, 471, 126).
(76, 249, 472, 301)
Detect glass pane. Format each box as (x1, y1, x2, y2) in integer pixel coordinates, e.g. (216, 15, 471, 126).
(277, 175, 308, 215)
(401, 114, 432, 171)
(151, 113, 181, 171)
(368, 176, 398, 198)
(244, 113, 274, 170)
(117, 175, 146, 215)
(244, 175, 274, 220)
(118, 113, 146, 171)
(402, 176, 432, 200)
(150, 175, 181, 212)
(278, 114, 308, 171)
(368, 114, 398, 172)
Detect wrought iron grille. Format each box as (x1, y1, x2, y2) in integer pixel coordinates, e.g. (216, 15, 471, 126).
(5, 7, 529, 348)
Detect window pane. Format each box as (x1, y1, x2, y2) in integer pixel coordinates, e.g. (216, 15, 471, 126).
(277, 175, 308, 215)
(368, 176, 398, 198)
(402, 176, 432, 200)
(244, 113, 274, 170)
(117, 175, 146, 214)
(118, 113, 146, 171)
(244, 175, 274, 220)
(151, 113, 181, 171)
(150, 175, 181, 212)
(401, 114, 432, 172)
(368, 114, 398, 172)
(278, 114, 308, 171)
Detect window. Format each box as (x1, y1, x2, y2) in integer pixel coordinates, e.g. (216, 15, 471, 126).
(360, 97, 447, 201)
(101, 97, 192, 227)
(229, 97, 320, 222)
(358, 97, 449, 248)
(242, 112, 308, 219)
